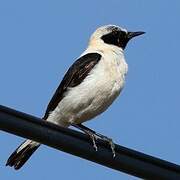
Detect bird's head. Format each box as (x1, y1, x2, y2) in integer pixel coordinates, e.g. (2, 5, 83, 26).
(89, 25, 145, 50)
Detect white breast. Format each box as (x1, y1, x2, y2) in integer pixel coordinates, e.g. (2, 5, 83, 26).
(47, 48, 128, 126)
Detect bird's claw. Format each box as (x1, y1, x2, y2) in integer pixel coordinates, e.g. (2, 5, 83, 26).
(88, 131, 98, 151)
(72, 124, 116, 156)
(109, 139, 116, 158)
(89, 132, 116, 157)
(99, 136, 116, 158)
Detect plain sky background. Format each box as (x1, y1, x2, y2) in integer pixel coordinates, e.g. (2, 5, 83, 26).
(0, 0, 180, 179)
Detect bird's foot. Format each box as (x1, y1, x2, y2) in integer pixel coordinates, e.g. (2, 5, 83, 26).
(95, 133, 116, 158)
(84, 130, 98, 151)
(71, 124, 116, 156)
(106, 138, 116, 158)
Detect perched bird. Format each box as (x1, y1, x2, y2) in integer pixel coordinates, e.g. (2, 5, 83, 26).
(6, 25, 145, 170)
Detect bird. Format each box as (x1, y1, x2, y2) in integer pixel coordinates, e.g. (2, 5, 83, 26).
(6, 24, 145, 170)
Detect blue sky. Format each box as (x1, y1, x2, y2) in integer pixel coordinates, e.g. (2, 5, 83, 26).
(0, 0, 180, 179)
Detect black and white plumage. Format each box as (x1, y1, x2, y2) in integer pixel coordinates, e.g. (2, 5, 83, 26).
(6, 25, 145, 170)
(43, 53, 101, 120)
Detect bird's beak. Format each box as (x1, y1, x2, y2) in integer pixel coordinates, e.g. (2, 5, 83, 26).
(127, 31, 145, 40)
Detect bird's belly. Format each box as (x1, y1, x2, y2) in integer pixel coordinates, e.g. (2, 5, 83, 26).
(58, 70, 124, 125)
(75, 81, 123, 124)
(47, 56, 127, 126)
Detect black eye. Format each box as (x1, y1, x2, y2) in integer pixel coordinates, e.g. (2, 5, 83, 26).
(112, 30, 119, 35)
(101, 31, 119, 47)
(101, 30, 129, 49)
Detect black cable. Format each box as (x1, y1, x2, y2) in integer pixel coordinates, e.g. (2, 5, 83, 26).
(0, 105, 180, 179)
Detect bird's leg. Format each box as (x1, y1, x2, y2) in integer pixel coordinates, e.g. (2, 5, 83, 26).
(72, 124, 98, 151)
(95, 133, 116, 158)
(72, 124, 116, 157)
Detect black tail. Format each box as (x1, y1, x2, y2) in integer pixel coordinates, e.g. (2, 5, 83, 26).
(6, 140, 40, 170)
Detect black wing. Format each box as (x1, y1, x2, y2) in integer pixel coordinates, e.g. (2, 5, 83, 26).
(43, 53, 101, 119)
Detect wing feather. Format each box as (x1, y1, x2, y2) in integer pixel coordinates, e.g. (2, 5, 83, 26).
(43, 53, 101, 119)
